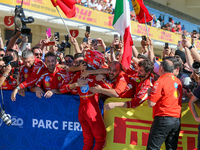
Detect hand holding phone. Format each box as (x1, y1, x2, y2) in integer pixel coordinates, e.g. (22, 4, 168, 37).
(46, 28, 51, 38)
(54, 32, 59, 41)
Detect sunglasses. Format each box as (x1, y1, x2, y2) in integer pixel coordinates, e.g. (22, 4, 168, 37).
(0, 54, 4, 57)
(34, 53, 42, 56)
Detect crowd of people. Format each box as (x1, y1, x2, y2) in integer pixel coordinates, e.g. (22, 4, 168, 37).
(1, 15, 200, 149)
(76, 0, 200, 39)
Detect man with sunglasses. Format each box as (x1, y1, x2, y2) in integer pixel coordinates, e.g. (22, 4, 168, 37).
(31, 47, 43, 60)
(64, 55, 74, 67)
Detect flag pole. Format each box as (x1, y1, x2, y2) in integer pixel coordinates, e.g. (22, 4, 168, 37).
(144, 13, 151, 51)
(55, 6, 71, 37)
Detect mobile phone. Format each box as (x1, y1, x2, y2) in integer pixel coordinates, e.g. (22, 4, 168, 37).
(92, 39, 98, 46)
(120, 35, 122, 41)
(165, 43, 169, 48)
(44, 41, 55, 46)
(142, 35, 146, 41)
(83, 38, 88, 43)
(114, 34, 118, 39)
(182, 34, 186, 39)
(54, 32, 59, 41)
(46, 28, 51, 38)
(105, 47, 110, 53)
(65, 35, 69, 41)
(86, 26, 90, 33)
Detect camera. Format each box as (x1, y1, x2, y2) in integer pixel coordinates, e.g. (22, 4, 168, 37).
(0, 108, 12, 126)
(15, 5, 34, 36)
(165, 43, 169, 49)
(3, 56, 18, 68)
(183, 82, 198, 93)
(57, 35, 71, 53)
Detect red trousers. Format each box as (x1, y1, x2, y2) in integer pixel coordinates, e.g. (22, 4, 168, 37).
(78, 101, 106, 150)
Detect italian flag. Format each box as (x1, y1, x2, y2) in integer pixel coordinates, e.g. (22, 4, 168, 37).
(113, 0, 133, 69)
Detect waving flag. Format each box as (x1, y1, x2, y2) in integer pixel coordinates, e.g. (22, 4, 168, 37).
(132, 0, 153, 23)
(113, 0, 133, 69)
(51, 0, 76, 18)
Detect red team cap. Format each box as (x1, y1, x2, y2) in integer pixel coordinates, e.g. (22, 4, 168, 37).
(84, 50, 105, 69)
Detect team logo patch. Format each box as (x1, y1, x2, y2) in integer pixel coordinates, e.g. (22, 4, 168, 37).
(81, 84, 89, 93)
(24, 68, 28, 73)
(174, 82, 178, 89)
(45, 82, 50, 87)
(58, 76, 61, 81)
(174, 90, 179, 98)
(24, 74, 28, 78)
(45, 76, 50, 82)
(2, 81, 6, 86)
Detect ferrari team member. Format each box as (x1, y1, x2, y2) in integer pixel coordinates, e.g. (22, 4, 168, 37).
(88, 61, 137, 99)
(62, 50, 107, 150)
(60, 53, 87, 95)
(104, 59, 154, 110)
(11, 49, 45, 101)
(147, 59, 182, 150)
(32, 52, 66, 98)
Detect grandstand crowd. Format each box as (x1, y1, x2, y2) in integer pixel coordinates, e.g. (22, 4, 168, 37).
(1, 13, 200, 149)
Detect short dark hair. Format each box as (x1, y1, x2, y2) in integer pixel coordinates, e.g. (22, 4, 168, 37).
(168, 57, 183, 72)
(45, 52, 56, 59)
(65, 55, 74, 60)
(74, 53, 84, 60)
(110, 61, 122, 71)
(31, 46, 41, 53)
(138, 59, 154, 73)
(160, 60, 174, 73)
(137, 54, 149, 60)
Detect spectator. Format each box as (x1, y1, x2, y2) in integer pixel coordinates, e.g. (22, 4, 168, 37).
(63, 55, 74, 67)
(0, 48, 5, 57)
(147, 59, 182, 149)
(31, 47, 43, 60)
(0, 59, 16, 90)
(188, 86, 200, 150)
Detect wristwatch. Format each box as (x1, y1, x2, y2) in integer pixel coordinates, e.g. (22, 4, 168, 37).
(189, 45, 194, 50)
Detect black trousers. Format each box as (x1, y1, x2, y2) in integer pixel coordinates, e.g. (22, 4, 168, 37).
(146, 116, 180, 150)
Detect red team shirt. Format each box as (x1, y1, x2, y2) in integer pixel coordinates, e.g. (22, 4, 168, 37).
(149, 73, 182, 118)
(19, 58, 45, 89)
(35, 67, 66, 92)
(126, 73, 154, 108)
(0, 74, 17, 90)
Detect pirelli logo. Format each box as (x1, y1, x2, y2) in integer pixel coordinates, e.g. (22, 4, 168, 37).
(113, 117, 198, 149)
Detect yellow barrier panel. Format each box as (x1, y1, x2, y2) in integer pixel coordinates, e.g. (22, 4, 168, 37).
(1, 0, 200, 50)
(104, 98, 199, 150)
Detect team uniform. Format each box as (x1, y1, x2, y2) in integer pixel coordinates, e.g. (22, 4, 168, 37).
(147, 73, 182, 150)
(0, 74, 17, 90)
(65, 71, 106, 150)
(19, 58, 45, 89)
(60, 71, 78, 95)
(101, 72, 136, 99)
(35, 67, 66, 92)
(126, 73, 154, 108)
